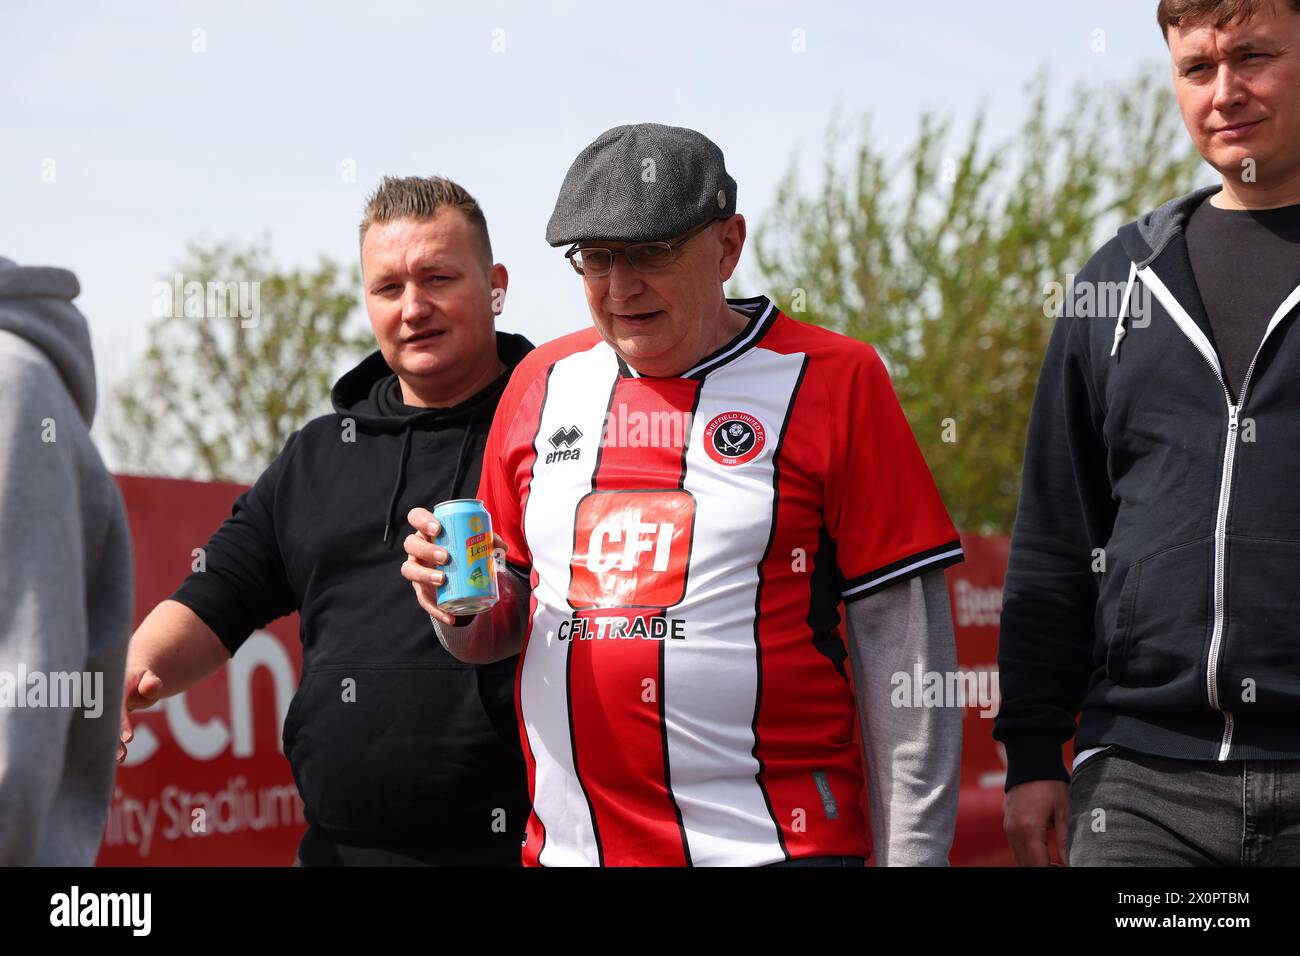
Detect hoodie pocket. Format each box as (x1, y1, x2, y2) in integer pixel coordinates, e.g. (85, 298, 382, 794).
(1220, 536, 1300, 711)
(280, 670, 313, 755)
(1108, 538, 1212, 688)
(282, 662, 528, 842)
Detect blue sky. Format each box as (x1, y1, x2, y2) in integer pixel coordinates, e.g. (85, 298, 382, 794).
(2, 1, 1197, 461)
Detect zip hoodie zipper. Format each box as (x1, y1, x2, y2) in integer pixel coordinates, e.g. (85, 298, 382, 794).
(1138, 267, 1300, 759)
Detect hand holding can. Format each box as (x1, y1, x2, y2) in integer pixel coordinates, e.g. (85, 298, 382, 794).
(403, 501, 501, 623)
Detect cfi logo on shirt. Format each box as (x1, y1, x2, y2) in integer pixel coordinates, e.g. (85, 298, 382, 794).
(567, 489, 695, 609)
(703, 411, 766, 467)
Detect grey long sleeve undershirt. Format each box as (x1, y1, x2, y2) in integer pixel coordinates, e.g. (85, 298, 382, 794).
(846, 568, 961, 866)
(432, 567, 960, 866)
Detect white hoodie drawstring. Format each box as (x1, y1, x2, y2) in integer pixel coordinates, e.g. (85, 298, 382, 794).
(1110, 261, 1139, 359)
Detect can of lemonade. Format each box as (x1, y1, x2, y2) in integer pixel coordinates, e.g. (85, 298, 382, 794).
(432, 498, 499, 615)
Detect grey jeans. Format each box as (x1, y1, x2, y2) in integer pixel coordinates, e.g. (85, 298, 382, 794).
(1067, 746, 1300, 865)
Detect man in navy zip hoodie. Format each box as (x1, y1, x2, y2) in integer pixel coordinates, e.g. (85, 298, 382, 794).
(118, 177, 533, 865)
(998, 0, 1300, 866)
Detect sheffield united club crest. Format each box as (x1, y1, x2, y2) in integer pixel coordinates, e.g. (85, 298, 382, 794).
(703, 411, 766, 466)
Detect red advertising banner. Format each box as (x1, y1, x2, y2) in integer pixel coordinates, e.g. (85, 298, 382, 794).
(101, 477, 1018, 866)
(99, 476, 306, 866)
(946, 533, 1013, 866)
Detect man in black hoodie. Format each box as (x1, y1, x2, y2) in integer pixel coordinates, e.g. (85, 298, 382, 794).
(998, 0, 1300, 866)
(118, 176, 533, 865)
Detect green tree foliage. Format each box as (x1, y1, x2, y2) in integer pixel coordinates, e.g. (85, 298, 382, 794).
(747, 69, 1208, 532)
(109, 239, 372, 483)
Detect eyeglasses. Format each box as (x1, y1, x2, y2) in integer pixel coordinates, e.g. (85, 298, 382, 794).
(564, 219, 716, 277)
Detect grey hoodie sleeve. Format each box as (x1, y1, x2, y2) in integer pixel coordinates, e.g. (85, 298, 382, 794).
(0, 333, 132, 865)
(846, 567, 961, 866)
(431, 561, 530, 664)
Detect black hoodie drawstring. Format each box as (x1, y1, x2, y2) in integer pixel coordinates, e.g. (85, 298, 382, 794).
(382, 424, 415, 545)
(447, 406, 480, 501)
(381, 406, 483, 545)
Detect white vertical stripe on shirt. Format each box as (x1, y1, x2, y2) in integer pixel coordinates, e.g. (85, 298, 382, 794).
(520, 343, 619, 866)
(667, 345, 807, 865)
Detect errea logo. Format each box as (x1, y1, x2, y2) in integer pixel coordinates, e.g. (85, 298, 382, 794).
(545, 425, 583, 464)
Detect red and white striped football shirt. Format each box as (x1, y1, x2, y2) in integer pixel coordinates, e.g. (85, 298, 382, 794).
(478, 294, 962, 866)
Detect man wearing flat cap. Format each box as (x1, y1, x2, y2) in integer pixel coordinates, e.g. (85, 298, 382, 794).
(403, 123, 964, 866)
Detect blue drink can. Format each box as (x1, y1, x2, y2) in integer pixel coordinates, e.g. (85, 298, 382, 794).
(432, 498, 499, 615)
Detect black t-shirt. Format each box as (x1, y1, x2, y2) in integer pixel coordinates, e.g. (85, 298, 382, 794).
(1185, 197, 1300, 403)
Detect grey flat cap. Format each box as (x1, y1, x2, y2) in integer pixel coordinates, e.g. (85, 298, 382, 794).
(546, 123, 737, 247)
